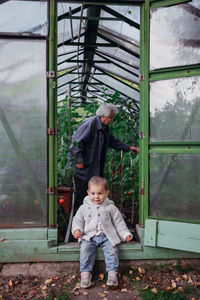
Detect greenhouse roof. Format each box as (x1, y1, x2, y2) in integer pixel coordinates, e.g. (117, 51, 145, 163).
(57, 2, 143, 110)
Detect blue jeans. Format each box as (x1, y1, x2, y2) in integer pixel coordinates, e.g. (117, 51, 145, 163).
(80, 233, 119, 272)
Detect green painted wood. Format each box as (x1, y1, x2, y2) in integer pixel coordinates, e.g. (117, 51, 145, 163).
(0, 240, 57, 257)
(48, 228, 58, 240)
(144, 219, 158, 246)
(0, 228, 48, 240)
(157, 234, 200, 254)
(48, 0, 57, 227)
(149, 146, 200, 154)
(150, 68, 200, 81)
(150, 0, 189, 9)
(139, 0, 150, 225)
(158, 221, 200, 239)
(148, 216, 200, 225)
(144, 219, 200, 253)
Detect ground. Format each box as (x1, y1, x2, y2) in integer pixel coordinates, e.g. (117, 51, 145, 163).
(0, 261, 199, 300)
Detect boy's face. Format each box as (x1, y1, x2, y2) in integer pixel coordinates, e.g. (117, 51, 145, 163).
(87, 184, 109, 205)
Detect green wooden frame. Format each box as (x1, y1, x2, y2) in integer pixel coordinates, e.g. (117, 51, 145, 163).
(48, 0, 58, 226)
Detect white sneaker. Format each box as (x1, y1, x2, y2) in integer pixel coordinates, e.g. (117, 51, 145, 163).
(80, 271, 92, 288)
(106, 270, 119, 286)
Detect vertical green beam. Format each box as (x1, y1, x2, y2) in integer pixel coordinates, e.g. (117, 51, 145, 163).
(48, 0, 57, 226)
(139, 0, 150, 226)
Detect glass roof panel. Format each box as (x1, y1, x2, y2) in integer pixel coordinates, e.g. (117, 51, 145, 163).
(0, 0, 47, 36)
(57, 3, 140, 105)
(99, 8, 140, 43)
(92, 75, 139, 101)
(58, 72, 78, 88)
(95, 62, 139, 84)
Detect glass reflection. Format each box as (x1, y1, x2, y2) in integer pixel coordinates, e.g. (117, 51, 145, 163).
(150, 0, 200, 69)
(150, 154, 200, 221)
(150, 76, 200, 141)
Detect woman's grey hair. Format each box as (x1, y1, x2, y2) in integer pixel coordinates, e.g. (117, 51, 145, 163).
(96, 103, 118, 117)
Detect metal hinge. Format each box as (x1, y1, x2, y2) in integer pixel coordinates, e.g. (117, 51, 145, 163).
(46, 187, 57, 195)
(47, 71, 57, 78)
(140, 132, 145, 139)
(140, 74, 145, 81)
(46, 128, 58, 135)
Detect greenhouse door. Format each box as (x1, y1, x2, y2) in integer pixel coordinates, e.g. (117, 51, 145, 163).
(140, 0, 200, 253)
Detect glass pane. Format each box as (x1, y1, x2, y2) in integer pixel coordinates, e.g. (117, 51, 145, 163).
(150, 0, 200, 69)
(93, 74, 139, 101)
(150, 76, 200, 141)
(0, 40, 47, 226)
(0, 0, 48, 36)
(149, 154, 200, 221)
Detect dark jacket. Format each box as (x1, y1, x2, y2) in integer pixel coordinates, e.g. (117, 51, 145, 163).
(68, 116, 130, 182)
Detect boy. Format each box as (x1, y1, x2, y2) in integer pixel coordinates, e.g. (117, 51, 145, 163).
(72, 176, 132, 288)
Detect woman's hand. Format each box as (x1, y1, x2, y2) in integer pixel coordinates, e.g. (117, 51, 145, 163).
(130, 146, 140, 153)
(76, 163, 84, 168)
(126, 235, 132, 242)
(73, 229, 82, 239)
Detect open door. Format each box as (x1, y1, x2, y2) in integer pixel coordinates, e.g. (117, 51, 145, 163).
(140, 0, 200, 253)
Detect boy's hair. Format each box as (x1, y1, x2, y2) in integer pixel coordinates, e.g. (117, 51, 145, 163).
(88, 176, 108, 190)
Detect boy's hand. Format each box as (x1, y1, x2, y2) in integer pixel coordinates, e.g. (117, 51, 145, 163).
(126, 235, 132, 242)
(73, 229, 82, 239)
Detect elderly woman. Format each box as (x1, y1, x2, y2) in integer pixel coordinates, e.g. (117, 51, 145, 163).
(68, 103, 139, 212)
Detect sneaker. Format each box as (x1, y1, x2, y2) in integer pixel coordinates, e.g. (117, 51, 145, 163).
(106, 270, 119, 286)
(80, 271, 92, 288)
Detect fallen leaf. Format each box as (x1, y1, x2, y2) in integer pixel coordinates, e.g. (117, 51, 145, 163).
(143, 285, 149, 290)
(122, 275, 129, 281)
(0, 238, 4, 242)
(188, 276, 194, 284)
(45, 279, 52, 285)
(180, 259, 186, 268)
(151, 288, 157, 294)
(82, 291, 88, 295)
(8, 280, 13, 287)
(98, 273, 104, 280)
(171, 279, 176, 288)
(138, 267, 145, 274)
(130, 265, 137, 270)
(98, 292, 106, 297)
(136, 277, 140, 281)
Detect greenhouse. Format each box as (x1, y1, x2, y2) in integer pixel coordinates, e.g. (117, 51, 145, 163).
(0, 0, 200, 263)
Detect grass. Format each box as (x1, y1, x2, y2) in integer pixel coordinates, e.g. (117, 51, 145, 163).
(139, 288, 186, 300)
